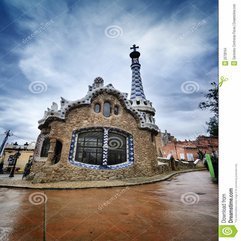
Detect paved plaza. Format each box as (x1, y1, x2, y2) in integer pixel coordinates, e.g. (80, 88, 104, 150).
(0, 171, 218, 241)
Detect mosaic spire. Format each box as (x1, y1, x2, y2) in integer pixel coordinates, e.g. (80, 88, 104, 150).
(129, 45, 146, 100)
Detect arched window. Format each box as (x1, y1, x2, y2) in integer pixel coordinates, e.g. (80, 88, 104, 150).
(108, 131, 126, 165)
(114, 105, 119, 115)
(40, 138, 50, 157)
(94, 103, 101, 113)
(70, 128, 134, 169)
(75, 130, 103, 165)
(103, 101, 111, 117)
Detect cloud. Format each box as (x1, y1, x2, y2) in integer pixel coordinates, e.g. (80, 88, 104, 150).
(0, 0, 217, 142)
(0, 95, 45, 143)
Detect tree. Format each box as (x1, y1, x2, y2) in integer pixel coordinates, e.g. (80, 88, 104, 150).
(207, 116, 218, 137)
(199, 82, 218, 137)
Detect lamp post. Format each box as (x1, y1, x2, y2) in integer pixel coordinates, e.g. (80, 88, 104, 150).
(9, 148, 21, 178)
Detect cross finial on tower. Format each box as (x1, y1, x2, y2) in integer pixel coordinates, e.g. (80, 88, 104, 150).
(130, 44, 139, 52)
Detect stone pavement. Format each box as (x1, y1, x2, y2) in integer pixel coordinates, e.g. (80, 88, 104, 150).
(0, 168, 206, 189)
(0, 171, 218, 241)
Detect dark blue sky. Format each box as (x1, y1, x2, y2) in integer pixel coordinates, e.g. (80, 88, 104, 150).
(0, 0, 218, 143)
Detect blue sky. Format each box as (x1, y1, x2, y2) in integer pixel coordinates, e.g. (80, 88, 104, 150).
(0, 0, 218, 144)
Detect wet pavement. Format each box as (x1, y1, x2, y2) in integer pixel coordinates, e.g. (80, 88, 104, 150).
(0, 171, 218, 241)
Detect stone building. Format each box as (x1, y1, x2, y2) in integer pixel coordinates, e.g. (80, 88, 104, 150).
(161, 135, 218, 161)
(30, 45, 164, 183)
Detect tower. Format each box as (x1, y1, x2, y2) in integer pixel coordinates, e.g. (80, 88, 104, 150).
(129, 45, 156, 126)
(30, 44, 162, 184)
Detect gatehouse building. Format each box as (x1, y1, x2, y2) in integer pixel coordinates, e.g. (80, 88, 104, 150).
(30, 45, 165, 183)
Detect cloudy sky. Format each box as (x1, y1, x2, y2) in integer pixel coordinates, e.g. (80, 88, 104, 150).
(0, 0, 217, 144)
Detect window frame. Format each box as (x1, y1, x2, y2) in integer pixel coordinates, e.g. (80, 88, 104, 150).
(75, 129, 103, 165)
(68, 127, 134, 170)
(103, 101, 112, 117)
(94, 103, 101, 113)
(40, 137, 50, 157)
(107, 130, 127, 165)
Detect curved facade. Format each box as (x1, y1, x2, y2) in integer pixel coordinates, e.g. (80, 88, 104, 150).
(30, 46, 163, 183)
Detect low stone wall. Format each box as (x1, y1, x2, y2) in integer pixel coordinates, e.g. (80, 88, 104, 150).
(27, 161, 45, 181)
(28, 161, 163, 183)
(27, 157, 196, 183)
(157, 157, 197, 171)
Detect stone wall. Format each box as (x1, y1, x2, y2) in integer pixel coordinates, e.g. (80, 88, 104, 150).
(158, 157, 196, 171)
(31, 93, 161, 183)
